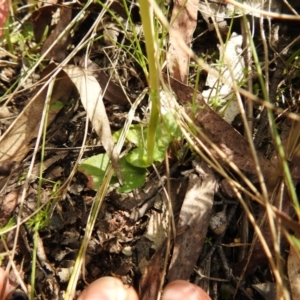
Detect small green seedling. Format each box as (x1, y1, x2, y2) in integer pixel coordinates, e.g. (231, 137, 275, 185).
(26, 206, 51, 231)
(0, 217, 16, 237)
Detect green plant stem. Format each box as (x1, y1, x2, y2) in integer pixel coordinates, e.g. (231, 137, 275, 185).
(138, 0, 160, 163)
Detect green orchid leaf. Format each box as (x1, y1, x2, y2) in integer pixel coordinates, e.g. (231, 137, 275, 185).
(126, 124, 146, 147)
(78, 154, 146, 192)
(162, 112, 182, 139)
(78, 153, 118, 190)
(126, 148, 152, 168)
(117, 158, 146, 192)
(113, 124, 146, 147)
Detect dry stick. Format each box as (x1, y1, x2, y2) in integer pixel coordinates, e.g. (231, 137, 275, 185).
(242, 17, 254, 135)
(225, 0, 300, 20)
(254, 25, 290, 148)
(236, 15, 253, 266)
(199, 203, 238, 269)
(231, 184, 283, 295)
(240, 10, 290, 300)
(151, 160, 176, 300)
(217, 246, 253, 300)
(260, 15, 288, 300)
(282, 0, 299, 15)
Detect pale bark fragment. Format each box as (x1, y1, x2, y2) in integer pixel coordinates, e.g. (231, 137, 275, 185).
(168, 160, 216, 281)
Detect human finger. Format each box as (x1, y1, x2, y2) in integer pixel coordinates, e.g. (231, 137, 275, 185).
(0, 268, 13, 300)
(0, 0, 9, 38)
(162, 280, 212, 300)
(77, 276, 139, 300)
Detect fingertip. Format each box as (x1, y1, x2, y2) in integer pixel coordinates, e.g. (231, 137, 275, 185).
(78, 277, 139, 300)
(162, 280, 211, 300)
(0, 268, 12, 300)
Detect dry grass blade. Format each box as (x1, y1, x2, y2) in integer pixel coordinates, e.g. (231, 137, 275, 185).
(225, 0, 300, 19)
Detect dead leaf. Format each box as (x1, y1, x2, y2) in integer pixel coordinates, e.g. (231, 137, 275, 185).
(63, 65, 122, 183)
(167, 160, 216, 281)
(252, 282, 277, 300)
(139, 241, 166, 300)
(78, 58, 130, 106)
(165, 75, 277, 181)
(41, 5, 72, 62)
(31, 5, 57, 43)
(202, 32, 245, 124)
(138, 178, 189, 300)
(0, 190, 19, 227)
(0, 106, 13, 118)
(167, 0, 198, 83)
(0, 63, 74, 164)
